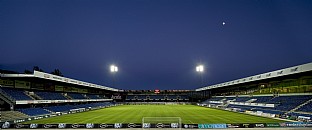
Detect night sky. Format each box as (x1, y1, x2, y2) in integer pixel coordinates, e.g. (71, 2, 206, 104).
(1, 0, 312, 90)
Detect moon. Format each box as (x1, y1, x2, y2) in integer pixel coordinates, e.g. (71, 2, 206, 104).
(222, 22, 225, 25)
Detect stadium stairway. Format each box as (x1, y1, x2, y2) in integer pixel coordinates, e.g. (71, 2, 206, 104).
(23, 92, 36, 100)
(25, 91, 41, 100)
(86, 94, 100, 99)
(83, 94, 89, 99)
(43, 108, 53, 113)
(288, 98, 312, 114)
(246, 99, 257, 103)
(62, 93, 72, 99)
(0, 88, 15, 105)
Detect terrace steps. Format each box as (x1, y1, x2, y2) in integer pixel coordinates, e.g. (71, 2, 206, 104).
(26, 91, 42, 100)
(62, 93, 72, 99)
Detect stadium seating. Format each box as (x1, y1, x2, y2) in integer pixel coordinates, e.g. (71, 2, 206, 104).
(86, 94, 100, 99)
(149, 95, 164, 100)
(288, 112, 312, 118)
(0, 87, 106, 101)
(167, 95, 177, 100)
(35, 91, 67, 100)
(82, 102, 112, 110)
(45, 105, 76, 112)
(225, 97, 236, 100)
(209, 97, 226, 101)
(137, 95, 146, 100)
(18, 108, 50, 116)
(67, 93, 87, 99)
(209, 102, 223, 105)
(75, 103, 94, 108)
(203, 95, 312, 116)
(178, 95, 187, 100)
(254, 109, 285, 115)
(234, 97, 251, 102)
(96, 95, 108, 99)
(252, 96, 274, 103)
(18, 102, 114, 116)
(272, 95, 312, 111)
(202, 97, 227, 104)
(126, 95, 135, 100)
(125, 94, 188, 101)
(297, 101, 312, 112)
(76, 102, 112, 108)
(0, 87, 33, 100)
(227, 104, 285, 114)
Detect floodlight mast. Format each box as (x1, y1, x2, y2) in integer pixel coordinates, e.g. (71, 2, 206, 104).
(196, 65, 204, 86)
(110, 65, 118, 87)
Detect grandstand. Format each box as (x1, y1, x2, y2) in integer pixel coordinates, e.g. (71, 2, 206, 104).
(201, 95, 312, 116)
(125, 94, 189, 101)
(0, 70, 118, 124)
(0, 62, 312, 129)
(197, 62, 312, 123)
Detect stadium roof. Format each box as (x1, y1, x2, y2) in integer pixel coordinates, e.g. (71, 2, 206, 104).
(196, 62, 312, 91)
(0, 70, 122, 92)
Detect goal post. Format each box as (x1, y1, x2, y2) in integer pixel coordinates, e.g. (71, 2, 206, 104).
(142, 117, 182, 129)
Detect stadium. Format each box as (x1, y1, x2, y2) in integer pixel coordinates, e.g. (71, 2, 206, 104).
(1, 62, 312, 129)
(1, 0, 312, 129)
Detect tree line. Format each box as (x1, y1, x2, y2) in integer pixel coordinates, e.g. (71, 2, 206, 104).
(24, 66, 63, 76)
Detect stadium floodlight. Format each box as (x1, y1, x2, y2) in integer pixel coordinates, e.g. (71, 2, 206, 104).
(110, 65, 118, 87)
(196, 65, 204, 72)
(196, 64, 204, 87)
(110, 65, 118, 73)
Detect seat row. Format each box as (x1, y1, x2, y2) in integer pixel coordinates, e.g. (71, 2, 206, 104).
(126, 95, 188, 100)
(17, 102, 113, 116)
(203, 95, 312, 113)
(0, 87, 106, 100)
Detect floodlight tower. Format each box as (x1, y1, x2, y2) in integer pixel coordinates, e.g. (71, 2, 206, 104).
(196, 65, 204, 86)
(110, 65, 118, 87)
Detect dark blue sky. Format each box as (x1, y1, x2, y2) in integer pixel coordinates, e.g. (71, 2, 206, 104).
(1, 0, 312, 90)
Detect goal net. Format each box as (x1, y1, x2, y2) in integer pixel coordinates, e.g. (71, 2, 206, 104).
(142, 117, 181, 129)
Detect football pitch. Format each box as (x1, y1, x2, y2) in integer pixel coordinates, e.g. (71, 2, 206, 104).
(24, 105, 284, 124)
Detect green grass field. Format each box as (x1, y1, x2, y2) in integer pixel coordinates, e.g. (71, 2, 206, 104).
(24, 105, 284, 124)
